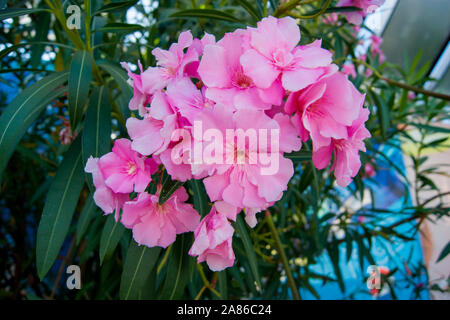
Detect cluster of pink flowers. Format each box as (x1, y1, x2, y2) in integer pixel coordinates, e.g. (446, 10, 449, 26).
(85, 16, 370, 271)
(337, 0, 385, 25)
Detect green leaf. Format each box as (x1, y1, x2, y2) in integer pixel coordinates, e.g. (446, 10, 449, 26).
(0, 42, 75, 61)
(159, 176, 185, 205)
(93, 0, 138, 15)
(284, 150, 312, 162)
(36, 137, 85, 279)
(303, 6, 361, 16)
(436, 241, 450, 263)
(234, 215, 262, 292)
(0, 8, 46, 21)
(170, 9, 242, 24)
(218, 270, 228, 299)
(410, 123, 450, 134)
(188, 179, 210, 217)
(30, 12, 50, 68)
(0, 71, 68, 181)
(95, 23, 144, 33)
(68, 50, 93, 129)
(159, 235, 191, 299)
(120, 241, 161, 300)
(97, 61, 133, 103)
(236, 0, 261, 21)
(82, 86, 111, 166)
(99, 214, 126, 265)
(76, 195, 97, 245)
(327, 236, 345, 292)
(368, 89, 390, 139)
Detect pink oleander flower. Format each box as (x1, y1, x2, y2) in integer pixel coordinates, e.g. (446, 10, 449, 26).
(342, 63, 357, 78)
(84, 156, 129, 221)
(189, 205, 235, 271)
(58, 116, 77, 145)
(286, 72, 364, 150)
(408, 91, 416, 100)
(145, 31, 199, 90)
(198, 29, 284, 110)
(323, 13, 339, 25)
(126, 80, 207, 182)
(364, 162, 376, 178)
(337, 0, 385, 25)
(121, 186, 200, 248)
(312, 107, 371, 187)
(240, 16, 335, 92)
(121, 61, 152, 116)
(370, 34, 386, 63)
(126, 91, 178, 157)
(97, 138, 158, 194)
(191, 105, 301, 226)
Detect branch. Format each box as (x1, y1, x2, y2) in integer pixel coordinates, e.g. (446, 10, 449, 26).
(265, 210, 300, 300)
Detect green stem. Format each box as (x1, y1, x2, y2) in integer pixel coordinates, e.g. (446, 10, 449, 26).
(289, 0, 332, 19)
(346, 58, 450, 101)
(265, 210, 300, 300)
(274, 0, 303, 17)
(84, 0, 92, 51)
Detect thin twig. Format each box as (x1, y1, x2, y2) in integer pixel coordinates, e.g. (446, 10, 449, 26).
(265, 210, 300, 300)
(49, 234, 76, 299)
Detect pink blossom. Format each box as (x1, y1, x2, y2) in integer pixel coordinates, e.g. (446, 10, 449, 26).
(342, 63, 357, 78)
(145, 31, 199, 90)
(337, 0, 385, 25)
(121, 61, 153, 116)
(240, 16, 334, 92)
(121, 186, 200, 248)
(370, 34, 386, 63)
(189, 205, 235, 271)
(286, 72, 364, 151)
(97, 138, 158, 194)
(84, 156, 129, 221)
(198, 30, 284, 110)
(323, 13, 339, 25)
(193, 105, 301, 225)
(126, 91, 178, 157)
(312, 107, 371, 187)
(364, 163, 376, 178)
(58, 116, 77, 145)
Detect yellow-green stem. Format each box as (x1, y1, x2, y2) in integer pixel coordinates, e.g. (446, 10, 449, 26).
(265, 210, 300, 300)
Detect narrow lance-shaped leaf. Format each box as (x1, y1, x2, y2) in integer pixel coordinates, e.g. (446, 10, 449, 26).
(284, 150, 312, 162)
(120, 241, 161, 300)
(76, 195, 97, 245)
(99, 214, 126, 265)
(94, 23, 144, 34)
(234, 215, 262, 292)
(0, 8, 46, 21)
(36, 137, 85, 279)
(158, 235, 192, 299)
(68, 50, 93, 129)
(236, 0, 261, 21)
(170, 9, 242, 24)
(188, 179, 210, 217)
(159, 176, 185, 205)
(93, 0, 139, 15)
(82, 86, 111, 166)
(436, 241, 450, 263)
(97, 61, 132, 119)
(0, 72, 69, 181)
